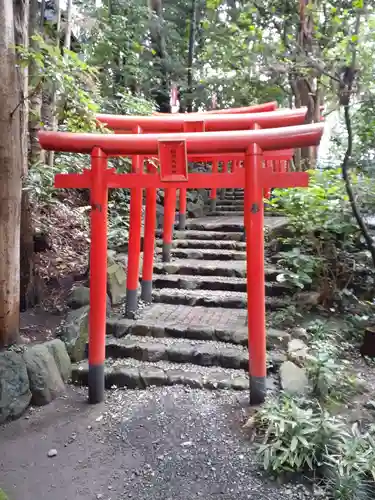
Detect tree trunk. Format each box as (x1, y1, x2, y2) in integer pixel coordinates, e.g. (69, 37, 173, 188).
(47, 0, 61, 167)
(28, 0, 44, 165)
(148, 0, 170, 113)
(14, 0, 34, 313)
(186, 0, 197, 113)
(64, 0, 72, 51)
(0, 0, 22, 347)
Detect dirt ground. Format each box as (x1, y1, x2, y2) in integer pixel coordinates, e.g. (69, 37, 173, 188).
(0, 386, 314, 500)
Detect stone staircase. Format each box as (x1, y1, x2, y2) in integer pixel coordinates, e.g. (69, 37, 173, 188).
(72, 189, 293, 392)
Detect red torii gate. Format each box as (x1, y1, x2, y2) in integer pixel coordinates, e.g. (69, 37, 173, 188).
(96, 107, 307, 133)
(38, 122, 323, 406)
(153, 101, 278, 116)
(96, 109, 307, 316)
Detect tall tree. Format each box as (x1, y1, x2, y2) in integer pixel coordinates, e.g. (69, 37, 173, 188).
(149, 0, 170, 112)
(28, 0, 44, 164)
(186, 0, 197, 112)
(64, 0, 73, 51)
(0, 0, 23, 347)
(48, 0, 61, 167)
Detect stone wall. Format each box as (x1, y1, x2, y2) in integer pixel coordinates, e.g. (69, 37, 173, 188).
(0, 339, 71, 424)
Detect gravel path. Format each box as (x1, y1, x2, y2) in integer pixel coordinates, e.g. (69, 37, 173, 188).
(0, 387, 313, 500)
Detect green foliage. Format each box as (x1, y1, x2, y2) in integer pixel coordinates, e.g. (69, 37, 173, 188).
(276, 248, 322, 290)
(17, 35, 101, 131)
(305, 340, 359, 404)
(85, 0, 152, 98)
(253, 314, 373, 498)
(267, 305, 303, 329)
(325, 425, 375, 500)
(254, 395, 375, 499)
(0, 489, 9, 500)
(268, 168, 357, 244)
(267, 168, 375, 302)
(102, 91, 155, 116)
(254, 394, 345, 474)
(108, 201, 130, 249)
(254, 394, 375, 497)
(25, 154, 89, 204)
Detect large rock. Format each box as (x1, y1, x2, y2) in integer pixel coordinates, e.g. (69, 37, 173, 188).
(45, 339, 72, 381)
(187, 200, 204, 218)
(107, 252, 128, 305)
(67, 286, 111, 310)
(58, 305, 89, 362)
(280, 360, 309, 395)
(23, 345, 65, 406)
(0, 351, 31, 423)
(287, 338, 309, 364)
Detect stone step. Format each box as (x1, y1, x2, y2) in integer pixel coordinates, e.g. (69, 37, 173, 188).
(102, 335, 250, 370)
(214, 204, 244, 210)
(106, 314, 291, 349)
(151, 274, 290, 296)
(185, 220, 244, 232)
(156, 247, 246, 261)
(156, 230, 244, 241)
(211, 211, 244, 217)
(156, 239, 247, 251)
(72, 358, 250, 391)
(152, 259, 279, 278)
(215, 200, 244, 207)
(153, 259, 279, 278)
(152, 288, 290, 310)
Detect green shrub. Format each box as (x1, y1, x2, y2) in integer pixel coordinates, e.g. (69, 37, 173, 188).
(325, 425, 375, 500)
(0, 489, 9, 500)
(254, 394, 346, 474)
(305, 345, 359, 404)
(276, 247, 322, 290)
(267, 168, 358, 245)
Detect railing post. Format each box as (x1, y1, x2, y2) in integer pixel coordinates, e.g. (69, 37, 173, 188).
(162, 187, 177, 262)
(244, 142, 267, 405)
(141, 161, 157, 302)
(125, 126, 143, 318)
(210, 159, 218, 211)
(88, 147, 108, 404)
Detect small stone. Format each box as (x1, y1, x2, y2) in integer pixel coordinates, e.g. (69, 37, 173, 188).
(96, 494, 104, 499)
(181, 440, 193, 447)
(47, 448, 57, 458)
(280, 361, 309, 395)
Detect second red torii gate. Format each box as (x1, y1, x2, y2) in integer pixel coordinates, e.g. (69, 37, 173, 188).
(96, 109, 307, 314)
